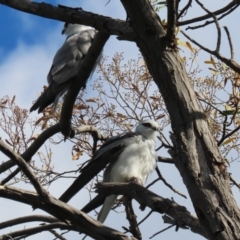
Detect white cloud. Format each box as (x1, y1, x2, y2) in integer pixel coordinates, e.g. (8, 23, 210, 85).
(0, 26, 63, 108)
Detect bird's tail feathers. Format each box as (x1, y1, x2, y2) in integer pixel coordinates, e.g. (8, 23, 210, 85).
(97, 194, 117, 223)
(30, 83, 68, 113)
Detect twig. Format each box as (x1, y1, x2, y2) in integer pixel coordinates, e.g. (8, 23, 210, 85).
(180, 30, 240, 74)
(0, 215, 58, 230)
(146, 178, 160, 189)
(198, 98, 225, 115)
(230, 175, 240, 189)
(0, 123, 60, 175)
(218, 125, 240, 146)
(149, 224, 175, 239)
(0, 139, 47, 197)
(73, 125, 108, 154)
(155, 166, 187, 199)
(137, 210, 153, 226)
(0, 222, 77, 240)
(223, 26, 234, 60)
(178, 0, 239, 26)
(217, 114, 228, 147)
(186, 5, 238, 30)
(157, 156, 174, 164)
(49, 229, 68, 240)
(177, 0, 192, 19)
(195, 0, 221, 53)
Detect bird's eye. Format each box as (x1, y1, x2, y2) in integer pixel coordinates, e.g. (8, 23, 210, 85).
(142, 123, 152, 128)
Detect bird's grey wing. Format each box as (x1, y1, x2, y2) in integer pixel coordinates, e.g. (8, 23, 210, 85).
(48, 29, 97, 85)
(59, 132, 141, 203)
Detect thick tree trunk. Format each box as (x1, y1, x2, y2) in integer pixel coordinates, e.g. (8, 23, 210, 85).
(121, 0, 240, 239)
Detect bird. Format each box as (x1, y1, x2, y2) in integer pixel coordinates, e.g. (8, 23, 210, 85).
(30, 23, 100, 113)
(59, 119, 159, 223)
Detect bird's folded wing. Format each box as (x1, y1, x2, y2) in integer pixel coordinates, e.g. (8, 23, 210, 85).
(59, 132, 141, 203)
(48, 30, 97, 85)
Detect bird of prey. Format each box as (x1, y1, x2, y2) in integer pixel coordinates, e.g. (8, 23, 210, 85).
(59, 119, 159, 223)
(30, 23, 99, 113)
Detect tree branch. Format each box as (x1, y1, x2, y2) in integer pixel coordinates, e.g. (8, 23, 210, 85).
(181, 30, 240, 73)
(96, 182, 207, 238)
(0, 222, 77, 240)
(0, 139, 48, 197)
(223, 26, 234, 60)
(177, 0, 192, 20)
(124, 198, 142, 239)
(73, 125, 108, 154)
(166, 0, 177, 46)
(195, 0, 221, 53)
(59, 31, 109, 138)
(178, 0, 240, 26)
(185, 4, 238, 31)
(0, 185, 136, 240)
(0, 123, 60, 175)
(0, 0, 134, 40)
(155, 166, 187, 198)
(0, 215, 58, 230)
(157, 156, 174, 164)
(0, 124, 107, 185)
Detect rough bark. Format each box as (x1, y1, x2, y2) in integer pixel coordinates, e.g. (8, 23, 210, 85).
(120, 0, 240, 239)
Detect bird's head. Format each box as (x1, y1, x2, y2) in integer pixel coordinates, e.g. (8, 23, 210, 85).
(62, 23, 93, 36)
(135, 119, 159, 140)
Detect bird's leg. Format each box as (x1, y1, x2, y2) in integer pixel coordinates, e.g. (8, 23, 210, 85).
(127, 177, 143, 185)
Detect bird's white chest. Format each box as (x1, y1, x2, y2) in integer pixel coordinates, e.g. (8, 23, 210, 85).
(109, 137, 157, 183)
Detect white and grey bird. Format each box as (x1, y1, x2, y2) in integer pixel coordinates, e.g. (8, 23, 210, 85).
(59, 119, 159, 223)
(97, 119, 159, 223)
(30, 23, 99, 113)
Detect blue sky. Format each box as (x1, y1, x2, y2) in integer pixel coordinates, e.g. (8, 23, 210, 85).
(0, 1, 239, 240)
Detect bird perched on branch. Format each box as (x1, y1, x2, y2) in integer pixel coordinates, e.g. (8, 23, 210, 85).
(30, 23, 100, 113)
(59, 119, 159, 223)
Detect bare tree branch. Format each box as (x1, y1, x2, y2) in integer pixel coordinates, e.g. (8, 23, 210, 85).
(124, 198, 142, 239)
(218, 125, 240, 146)
(49, 228, 68, 240)
(0, 215, 58, 230)
(0, 124, 60, 175)
(195, 0, 221, 53)
(96, 182, 207, 238)
(185, 4, 238, 31)
(166, 0, 177, 46)
(0, 139, 48, 197)
(0, 222, 77, 240)
(180, 30, 240, 74)
(155, 165, 187, 198)
(0, 124, 107, 185)
(59, 31, 109, 138)
(178, 0, 240, 26)
(0, 185, 137, 240)
(177, 0, 192, 20)
(0, 0, 134, 40)
(223, 26, 234, 60)
(157, 156, 174, 164)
